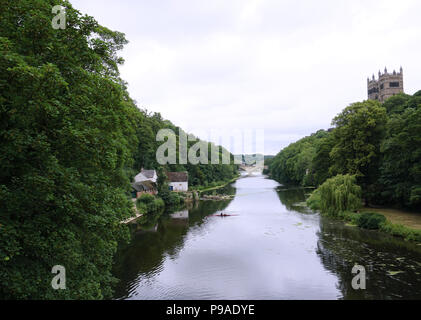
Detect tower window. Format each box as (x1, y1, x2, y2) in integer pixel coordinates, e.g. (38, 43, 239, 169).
(368, 87, 379, 95)
(389, 82, 400, 88)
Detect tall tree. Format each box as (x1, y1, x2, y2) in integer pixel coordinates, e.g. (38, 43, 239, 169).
(379, 105, 421, 209)
(0, 0, 136, 299)
(329, 100, 387, 199)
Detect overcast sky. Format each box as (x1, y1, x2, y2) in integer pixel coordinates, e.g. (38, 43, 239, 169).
(71, 0, 421, 155)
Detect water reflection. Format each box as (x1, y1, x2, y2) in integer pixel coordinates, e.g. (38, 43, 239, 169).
(275, 187, 314, 214)
(170, 210, 189, 219)
(275, 186, 421, 300)
(113, 175, 421, 300)
(316, 218, 421, 299)
(112, 200, 233, 299)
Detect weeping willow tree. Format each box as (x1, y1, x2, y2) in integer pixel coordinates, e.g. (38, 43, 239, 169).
(308, 174, 362, 216)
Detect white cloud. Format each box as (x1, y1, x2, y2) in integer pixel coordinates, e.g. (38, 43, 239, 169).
(71, 0, 421, 154)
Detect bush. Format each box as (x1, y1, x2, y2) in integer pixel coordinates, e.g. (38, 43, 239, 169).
(137, 193, 155, 205)
(158, 188, 171, 203)
(167, 193, 183, 206)
(338, 211, 361, 224)
(159, 188, 183, 207)
(356, 212, 386, 230)
(146, 198, 165, 213)
(135, 201, 148, 214)
(307, 189, 321, 210)
(136, 194, 164, 214)
(314, 174, 362, 216)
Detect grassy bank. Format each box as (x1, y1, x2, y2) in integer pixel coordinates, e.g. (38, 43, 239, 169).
(360, 207, 421, 230)
(308, 202, 421, 243)
(306, 174, 421, 243)
(191, 175, 241, 193)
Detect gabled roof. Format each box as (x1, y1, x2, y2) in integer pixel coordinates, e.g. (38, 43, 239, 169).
(131, 182, 145, 192)
(167, 171, 188, 182)
(134, 169, 157, 183)
(142, 170, 156, 179)
(131, 180, 156, 192)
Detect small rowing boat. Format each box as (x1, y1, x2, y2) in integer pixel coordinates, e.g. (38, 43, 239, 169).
(212, 213, 239, 217)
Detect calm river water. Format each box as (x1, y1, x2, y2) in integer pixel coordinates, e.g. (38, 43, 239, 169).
(113, 174, 421, 299)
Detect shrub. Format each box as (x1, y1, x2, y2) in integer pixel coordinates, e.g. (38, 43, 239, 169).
(307, 189, 321, 210)
(356, 212, 386, 230)
(338, 210, 361, 224)
(159, 189, 183, 206)
(146, 198, 165, 213)
(137, 193, 155, 205)
(136, 194, 165, 214)
(167, 193, 183, 206)
(158, 188, 171, 204)
(135, 201, 148, 214)
(315, 174, 362, 216)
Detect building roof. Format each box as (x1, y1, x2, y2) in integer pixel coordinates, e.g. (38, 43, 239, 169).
(141, 169, 156, 179)
(131, 182, 144, 192)
(167, 171, 188, 182)
(134, 169, 157, 183)
(131, 180, 156, 192)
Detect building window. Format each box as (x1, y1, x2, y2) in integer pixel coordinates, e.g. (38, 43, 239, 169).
(389, 82, 400, 88)
(380, 84, 384, 90)
(368, 87, 379, 95)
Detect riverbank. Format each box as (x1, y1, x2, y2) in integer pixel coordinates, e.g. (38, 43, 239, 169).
(121, 199, 143, 224)
(317, 209, 421, 243)
(192, 174, 241, 193)
(113, 174, 421, 300)
(361, 207, 421, 230)
(302, 174, 421, 243)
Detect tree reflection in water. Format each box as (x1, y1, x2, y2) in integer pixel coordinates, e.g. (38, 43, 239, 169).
(276, 185, 421, 300)
(112, 198, 234, 299)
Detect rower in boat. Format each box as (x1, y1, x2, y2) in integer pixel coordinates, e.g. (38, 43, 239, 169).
(219, 212, 231, 217)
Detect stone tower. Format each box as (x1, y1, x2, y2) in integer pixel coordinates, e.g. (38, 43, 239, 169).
(367, 66, 404, 103)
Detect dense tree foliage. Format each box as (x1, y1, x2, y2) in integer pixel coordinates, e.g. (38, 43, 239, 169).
(269, 93, 421, 210)
(129, 111, 238, 188)
(307, 174, 362, 216)
(378, 97, 421, 207)
(0, 0, 136, 299)
(311, 133, 335, 186)
(0, 0, 237, 299)
(268, 130, 328, 186)
(329, 101, 387, 182)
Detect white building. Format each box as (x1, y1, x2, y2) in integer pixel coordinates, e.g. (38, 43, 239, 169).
(132, 169, 158, 197)
(167, 171, 188, 192)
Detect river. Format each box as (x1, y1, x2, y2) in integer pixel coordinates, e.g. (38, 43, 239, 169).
(112, 174, 421, 300)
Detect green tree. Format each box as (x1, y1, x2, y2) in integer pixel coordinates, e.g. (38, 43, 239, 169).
(379, 105, 421, 209)
(309, 174, 362, 216)
(312, 132, 335, 186)
(0, 0, 136, 299)
(268, 130, 328, 186)
(329, 100, 387, 200)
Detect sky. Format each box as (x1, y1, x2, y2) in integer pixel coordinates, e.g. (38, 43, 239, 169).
(71, 0, 421, 155)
